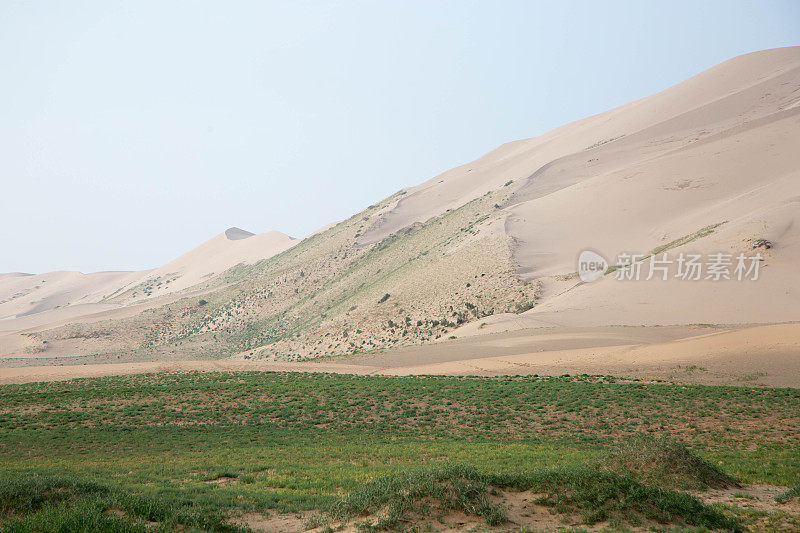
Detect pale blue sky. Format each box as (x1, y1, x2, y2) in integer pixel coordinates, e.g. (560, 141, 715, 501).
(1, 1, 798, 273)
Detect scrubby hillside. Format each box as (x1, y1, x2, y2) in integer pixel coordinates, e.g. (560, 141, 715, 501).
(28, 185, 537, 361)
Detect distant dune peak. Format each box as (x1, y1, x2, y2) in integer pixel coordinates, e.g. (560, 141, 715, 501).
(224, 227, 255, 241)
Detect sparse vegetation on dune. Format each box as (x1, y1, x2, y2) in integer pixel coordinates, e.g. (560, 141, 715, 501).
(1, 372, 798, 530)
(605, 221, 727, 275)
(331, 465, 507, 530)
(33, 188, 538, 363)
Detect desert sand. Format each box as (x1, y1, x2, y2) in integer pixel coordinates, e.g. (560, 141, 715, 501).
(2, 323, 798, 387)
(1, 47, 799, 382)
(361, 46, 800, 328)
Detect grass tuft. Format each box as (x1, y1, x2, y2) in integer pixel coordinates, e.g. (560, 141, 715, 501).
(490, 465, 740, 531)
(605, 434, 740, 491)
(330, 464, 505, 530)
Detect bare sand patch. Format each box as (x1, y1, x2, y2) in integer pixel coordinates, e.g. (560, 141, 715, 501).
(2, 323, 798, 387)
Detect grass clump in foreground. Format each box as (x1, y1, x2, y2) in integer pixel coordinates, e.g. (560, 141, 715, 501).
(330, 465, 505, 530)
(330, 464, 741, 532)
(605, 434, 740, 491)
(0, 475, 240, 533)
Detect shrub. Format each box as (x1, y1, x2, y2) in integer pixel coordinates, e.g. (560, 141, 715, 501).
(329, 465, 505, 530)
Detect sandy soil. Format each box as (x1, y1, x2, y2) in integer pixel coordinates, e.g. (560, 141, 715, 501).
(380, 323, 800, 388)
(234, 483, 800, 532)
(341, 325, 731, 367)
(694, 484, 800, 516)
(0, 359, 380, 384)
(2, 323, 798, 387)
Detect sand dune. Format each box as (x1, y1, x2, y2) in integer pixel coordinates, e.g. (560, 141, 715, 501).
(2, 47, 798, 373)
(0, 227, 297, 334)
(109, 228, 297, 302)
(361, 48, 800, 247)
(362, 47, 800, 329)
(0, 270, 140, 322)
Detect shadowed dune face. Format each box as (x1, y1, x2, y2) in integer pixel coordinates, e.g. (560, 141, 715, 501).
(1, 47, 799, 366)
(224, 227, 255, 240)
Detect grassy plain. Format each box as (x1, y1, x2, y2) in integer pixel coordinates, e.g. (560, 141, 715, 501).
(1, 372, 798, 531)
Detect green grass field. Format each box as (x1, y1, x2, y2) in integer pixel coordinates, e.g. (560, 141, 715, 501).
(1, 372, 798, 531)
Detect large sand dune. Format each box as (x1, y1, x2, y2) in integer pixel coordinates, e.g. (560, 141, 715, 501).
(2, 47, 798, 378)
(364, 47, 800, 329)
(0, 271, 139, 327)
(361, 48, 800, 244)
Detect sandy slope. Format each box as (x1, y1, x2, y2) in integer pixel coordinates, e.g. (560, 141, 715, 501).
(381, 323, 800, 388)
(0, 228, 297, 334)
(108, 228, 297, 302)
(361, 48, 800, 245)
(361, 47, 800, 328)
(0, 270, 139, 322)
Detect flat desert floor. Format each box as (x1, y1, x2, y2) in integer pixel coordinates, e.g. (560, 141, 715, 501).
(2, 322, 798, 387)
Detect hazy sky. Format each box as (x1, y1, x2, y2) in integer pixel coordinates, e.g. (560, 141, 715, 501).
(1, 1, 798, 273)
